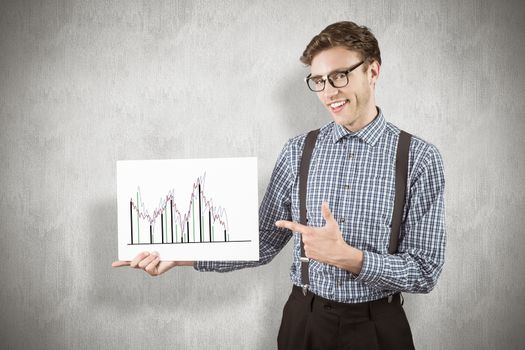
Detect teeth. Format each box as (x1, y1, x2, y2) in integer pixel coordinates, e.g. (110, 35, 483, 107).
(330, 100, 347, 108)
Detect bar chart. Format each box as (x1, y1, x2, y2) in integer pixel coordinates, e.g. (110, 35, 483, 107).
(128, 173, 249, 245)
(117, 157, 259, 261)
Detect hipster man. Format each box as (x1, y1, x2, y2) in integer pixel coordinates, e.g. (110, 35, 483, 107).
(114, 21, 446, 350)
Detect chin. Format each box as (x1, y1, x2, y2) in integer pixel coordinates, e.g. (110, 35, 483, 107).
(331, 114, 354, 125)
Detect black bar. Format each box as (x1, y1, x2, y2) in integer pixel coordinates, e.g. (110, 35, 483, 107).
(150, 225, 153, 244)
(161, 214, 164, 244)
(186, 221, 189, 243)
(198, 184, 203, 242)
(130, 200, 133, 245)
(208, 211, 212, 242)
(224, 229, 227, 242)
(170, 200, 174, 243)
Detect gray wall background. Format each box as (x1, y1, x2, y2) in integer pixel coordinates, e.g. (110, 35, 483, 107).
(1, 0, 524, 349)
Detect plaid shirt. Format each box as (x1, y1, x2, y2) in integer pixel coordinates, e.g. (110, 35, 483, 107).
(195, 107, 446, 303)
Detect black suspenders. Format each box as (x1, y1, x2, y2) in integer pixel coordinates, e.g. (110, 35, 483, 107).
(298, 129, 412, 294)
(389, 130, 412, 254)
(298, 129, 320, 294)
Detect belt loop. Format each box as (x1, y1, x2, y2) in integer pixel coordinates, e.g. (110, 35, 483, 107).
(388, 295, 393, 303)
(400, 293, 404, 306)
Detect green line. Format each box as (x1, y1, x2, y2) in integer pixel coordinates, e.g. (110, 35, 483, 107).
(136, 192, 140, 243)
(192, 200, 195, 242)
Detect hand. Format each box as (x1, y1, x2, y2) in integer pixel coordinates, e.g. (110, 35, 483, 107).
(275, 201, 363, 274)
(112, 251, 194, 277)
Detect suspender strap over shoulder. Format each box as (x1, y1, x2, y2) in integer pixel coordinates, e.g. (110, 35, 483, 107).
(298, 129, 320, 294)
(298, 128, 412, 292)
(389, 130, 412, 254)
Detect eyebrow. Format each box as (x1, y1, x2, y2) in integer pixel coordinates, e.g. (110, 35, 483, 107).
(309, 67, 351, 79)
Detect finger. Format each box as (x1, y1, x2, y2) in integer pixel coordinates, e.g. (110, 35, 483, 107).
(130, 251, 150, 268)
(157, 261, 178, 275)
(321, 201, 335, 223)
(138, 252, 158, 269)
(275, 220, 308, 234)
(112, 261, 131, 267)
(145, 256, 161, 276)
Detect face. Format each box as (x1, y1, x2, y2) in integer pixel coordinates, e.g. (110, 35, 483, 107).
(309, 46, 380, 132)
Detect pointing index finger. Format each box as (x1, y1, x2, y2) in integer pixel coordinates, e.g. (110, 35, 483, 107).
(275, 220, 307, 234)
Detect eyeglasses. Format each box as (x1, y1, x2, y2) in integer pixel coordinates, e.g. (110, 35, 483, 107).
(305, 60, 365, 92)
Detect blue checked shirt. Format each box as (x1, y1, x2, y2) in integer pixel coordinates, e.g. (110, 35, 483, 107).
(195, 107, 446, 303)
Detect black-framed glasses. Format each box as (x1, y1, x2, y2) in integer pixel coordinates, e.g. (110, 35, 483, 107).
(305, 60, 365, 92)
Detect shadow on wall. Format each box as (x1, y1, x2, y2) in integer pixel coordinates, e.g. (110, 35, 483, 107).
(273, 65, 329, 138)
(88, 197, 287, 349)
(87, 198, 250, 314)
(83, 67, 329, 347)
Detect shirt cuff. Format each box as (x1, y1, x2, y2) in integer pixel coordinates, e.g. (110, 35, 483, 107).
(354, 250, 384, 285)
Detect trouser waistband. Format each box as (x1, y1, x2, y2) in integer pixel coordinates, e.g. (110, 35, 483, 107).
(291, 285, 403, 318)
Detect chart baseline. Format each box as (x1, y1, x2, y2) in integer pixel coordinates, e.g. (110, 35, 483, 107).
(127, 240, 252, 245)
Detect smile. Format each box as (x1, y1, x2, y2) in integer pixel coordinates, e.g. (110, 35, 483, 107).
(329, 99, 349, 112)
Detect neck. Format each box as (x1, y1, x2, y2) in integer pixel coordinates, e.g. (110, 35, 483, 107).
(345, 103, 378, 132)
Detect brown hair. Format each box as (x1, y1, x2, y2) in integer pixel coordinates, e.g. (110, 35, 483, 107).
(300, 21, 381, 68)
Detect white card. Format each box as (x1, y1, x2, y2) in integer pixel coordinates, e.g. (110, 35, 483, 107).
(116, 157, 259, 261)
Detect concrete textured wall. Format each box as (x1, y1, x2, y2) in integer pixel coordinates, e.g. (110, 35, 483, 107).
(1, 0, 524, 349)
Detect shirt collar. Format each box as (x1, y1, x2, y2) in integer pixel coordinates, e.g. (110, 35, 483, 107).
(332, 107, 386, 146)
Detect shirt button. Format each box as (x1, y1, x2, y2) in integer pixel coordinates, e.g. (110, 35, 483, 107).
(340, 218, 345, 224)
(344, 184, 350, 190)
(348, 152, 354, 160)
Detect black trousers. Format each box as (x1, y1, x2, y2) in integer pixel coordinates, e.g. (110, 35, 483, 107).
(277, 286, 415, 350)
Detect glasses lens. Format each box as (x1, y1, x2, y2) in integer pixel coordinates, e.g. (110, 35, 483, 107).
(307, 77, 324, 92)
(330, 72, 349, 88)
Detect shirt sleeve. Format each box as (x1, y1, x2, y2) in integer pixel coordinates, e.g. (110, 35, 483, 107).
(194, 140, 294, 272)
(355, 143, 446, 293)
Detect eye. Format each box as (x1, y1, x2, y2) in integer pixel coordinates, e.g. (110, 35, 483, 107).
(331, 72, 347, 81)
(312, 77, 324, 85)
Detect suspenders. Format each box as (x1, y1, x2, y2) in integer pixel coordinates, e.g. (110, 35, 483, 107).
(298, 129, 321, 294)
(298, 129, 412, 294)
(389, 130, 412, 254)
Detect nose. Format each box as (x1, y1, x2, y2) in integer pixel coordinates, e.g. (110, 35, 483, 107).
(323, 81, 339, 100)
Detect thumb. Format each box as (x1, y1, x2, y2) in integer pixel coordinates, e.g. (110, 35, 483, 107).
(112, 261, 131, 267)
(321, 201, 336, 224)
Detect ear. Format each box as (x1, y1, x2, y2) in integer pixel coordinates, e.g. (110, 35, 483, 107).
(368, 60, 380, 87)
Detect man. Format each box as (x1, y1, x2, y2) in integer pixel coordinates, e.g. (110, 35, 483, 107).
(113, 21, 446, 349)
